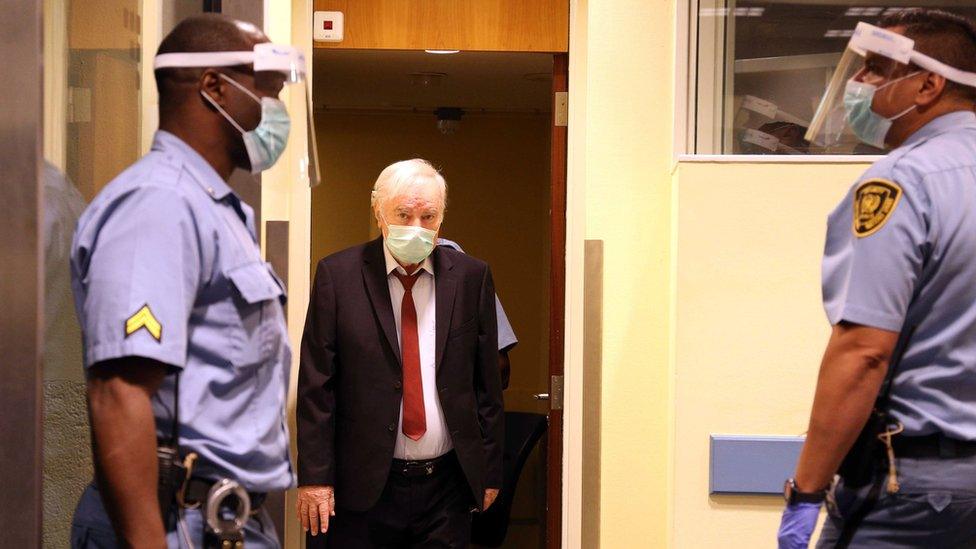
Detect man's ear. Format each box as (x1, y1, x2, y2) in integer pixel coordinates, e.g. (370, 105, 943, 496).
(917, 72, 947, 108)
(199, 69, 227, 108)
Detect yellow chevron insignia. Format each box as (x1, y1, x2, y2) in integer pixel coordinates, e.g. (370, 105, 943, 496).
(125, 305, 162, 342)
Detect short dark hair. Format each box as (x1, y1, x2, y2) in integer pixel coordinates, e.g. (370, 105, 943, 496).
(154, 14, 258, 103)
(879, 9, 976, 103)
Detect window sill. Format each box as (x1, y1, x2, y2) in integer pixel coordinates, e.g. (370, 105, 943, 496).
(676, 154, 881, 164)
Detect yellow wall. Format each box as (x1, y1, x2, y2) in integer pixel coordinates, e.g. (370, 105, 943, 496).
(567, 1, 875, 547)
(262, 2, 314, 548)
(566, 0, 676, 546)
(671, 161, 868, 548)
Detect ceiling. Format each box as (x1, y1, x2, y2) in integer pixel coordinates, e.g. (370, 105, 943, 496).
(733, 3, 976, 59)
(312, 50, 553, 113)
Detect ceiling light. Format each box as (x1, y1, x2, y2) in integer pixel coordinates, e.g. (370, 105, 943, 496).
(883, 7, 913, 16)
(425, 49, 460, 55)
(845, 7, 883, 16)
(824, 29, 855, 38)
(734, 7, 765, 17)
(700, 7, 763, 17)
(699, 8, 728, 17)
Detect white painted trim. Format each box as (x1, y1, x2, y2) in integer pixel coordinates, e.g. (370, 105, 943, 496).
(564, 0, 587, 547)
(677, 154, 880, 164)
(140, 0, 162, 155)
(672, 0, 692, 160)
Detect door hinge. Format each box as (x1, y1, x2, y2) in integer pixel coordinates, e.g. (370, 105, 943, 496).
(554, 92, 568, 127)
(551, 374, 564, 410)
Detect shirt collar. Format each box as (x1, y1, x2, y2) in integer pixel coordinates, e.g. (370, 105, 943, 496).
(903, 110, 976, 148)
(151, 130, 235, 201)
(382, 239, 434, 278)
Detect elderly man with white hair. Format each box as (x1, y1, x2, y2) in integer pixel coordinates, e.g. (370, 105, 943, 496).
(296, 159, 504, 548)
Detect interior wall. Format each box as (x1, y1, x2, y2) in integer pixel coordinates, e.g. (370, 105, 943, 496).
(671, 161, 869, 547)
(260, 1, 314, 547)
(311, 111, 552, 413)
(567, 0, 676, 546)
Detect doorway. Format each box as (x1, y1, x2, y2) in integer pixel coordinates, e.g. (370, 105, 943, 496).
(309, 48, 562, 548)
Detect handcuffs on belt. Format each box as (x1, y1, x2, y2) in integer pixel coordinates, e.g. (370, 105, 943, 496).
(175, 453, 252, 549)
(161, 373, 251, 548)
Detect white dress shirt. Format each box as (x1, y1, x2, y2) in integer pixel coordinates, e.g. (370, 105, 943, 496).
(384, 244, 454, 460)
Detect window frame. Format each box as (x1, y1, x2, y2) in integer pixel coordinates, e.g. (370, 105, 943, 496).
(673, 0, 885, 162)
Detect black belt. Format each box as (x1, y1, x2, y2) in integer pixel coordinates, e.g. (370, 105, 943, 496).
(183, 477, 267, 512)
(892, 434, 976, 459)
(391, 451, 457, 478)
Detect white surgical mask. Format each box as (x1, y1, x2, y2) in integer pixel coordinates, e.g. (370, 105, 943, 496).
(843, 72, 921, 149)
(201, 73, 291, 173)
(385, 223, 437, 265)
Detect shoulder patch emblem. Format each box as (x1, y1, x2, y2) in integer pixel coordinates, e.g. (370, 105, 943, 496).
(125, 304, 163, 342)
(853, 179, 902, 237)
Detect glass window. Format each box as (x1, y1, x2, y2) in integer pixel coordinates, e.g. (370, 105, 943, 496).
(42, 2, 206, 546)
(688, 1, 976, 155)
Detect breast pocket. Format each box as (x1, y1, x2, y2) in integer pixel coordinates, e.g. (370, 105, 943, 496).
(225, 262, 287, 369)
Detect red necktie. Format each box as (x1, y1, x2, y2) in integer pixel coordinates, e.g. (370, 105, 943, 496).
(393, 271, 426, 440)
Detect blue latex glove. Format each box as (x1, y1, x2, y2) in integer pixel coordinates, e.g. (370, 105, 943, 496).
(777, 502, 822, 549)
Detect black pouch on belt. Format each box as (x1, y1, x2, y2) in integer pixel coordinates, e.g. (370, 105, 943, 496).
(837, 324, 916, 489)
(837, 408, 891, 488)
(157, 374, 188, 524)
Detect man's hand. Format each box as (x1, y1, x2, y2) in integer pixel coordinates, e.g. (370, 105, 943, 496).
(777, 502, 821, 549)
(297, 485, 335, 536)
(484, 488, 500, 510)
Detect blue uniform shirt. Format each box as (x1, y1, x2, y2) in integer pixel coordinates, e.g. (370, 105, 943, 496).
(823, 111, 976, 440)
(71, 131, 295, 491)
(436, 238, 518, 351)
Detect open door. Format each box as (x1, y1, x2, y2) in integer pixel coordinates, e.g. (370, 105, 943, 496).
(544, 53, 568, 549)
(310, 45, 567, 548)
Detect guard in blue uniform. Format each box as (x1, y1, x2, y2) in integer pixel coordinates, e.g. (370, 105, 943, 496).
(777, 10, 976, 548)
(437, 238, 518, 388)
(69, 14, 314, 548)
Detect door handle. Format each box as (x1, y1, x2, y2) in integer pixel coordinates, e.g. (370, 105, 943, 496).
(533, 393, 550, 401)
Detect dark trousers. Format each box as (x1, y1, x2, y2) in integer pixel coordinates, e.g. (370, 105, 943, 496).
(817, 454, 976, 548)
(308, 452, 475, 549)
(70, 482, 280, 549)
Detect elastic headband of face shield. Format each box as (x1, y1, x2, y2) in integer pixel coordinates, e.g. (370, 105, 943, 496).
(848, 22, 976, 87)
(153, 43, 307, 83)
(805, 21, 976, 147)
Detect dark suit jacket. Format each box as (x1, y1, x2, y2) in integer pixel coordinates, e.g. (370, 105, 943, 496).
(297, 237, 504, 512)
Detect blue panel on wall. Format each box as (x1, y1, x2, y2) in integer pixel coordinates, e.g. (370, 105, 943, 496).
(709, 435, 805, 495)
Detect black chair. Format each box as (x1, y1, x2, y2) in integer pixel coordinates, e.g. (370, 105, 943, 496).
(471, 411, 548, 547)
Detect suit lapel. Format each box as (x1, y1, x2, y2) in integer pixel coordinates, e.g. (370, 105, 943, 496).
(434, 246, 457, 369)
(362, 237, 402, 368)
